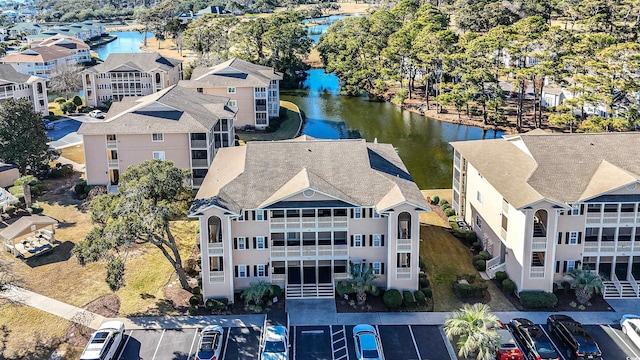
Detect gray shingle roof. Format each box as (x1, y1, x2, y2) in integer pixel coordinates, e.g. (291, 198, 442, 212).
(451, 131, 640, 209)
(190, 137, 429, 215)
(78, 85, 236, 135)
(0, 64, 32, 84)
(84, 52, 182, 73)
(181, 58, 282, 88)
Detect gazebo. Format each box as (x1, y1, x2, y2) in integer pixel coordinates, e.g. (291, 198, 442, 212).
(1, 215, 58, 259)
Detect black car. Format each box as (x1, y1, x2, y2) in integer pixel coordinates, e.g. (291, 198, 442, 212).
(510, 318, 559, 360)
(546, 315, 601, 360)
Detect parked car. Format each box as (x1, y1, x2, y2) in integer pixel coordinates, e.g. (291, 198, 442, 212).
(43, 119, 54, 130)
(620, 314, 640, 349)
(259, 325, 289, 360)
(510, 318, 560, 360)
(80, 320, 125, 360)
(89, 110, 105, 118)
(353, 324, 384, 360)
(495, 321, 524, 360)
(547, 315, 602, 360)
(195, 325, 224, 360)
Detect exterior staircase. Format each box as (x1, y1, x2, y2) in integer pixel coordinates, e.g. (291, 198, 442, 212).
(603, 280, 639, 299)
(485, 256, 506, 279)
(286, 283, 335, 299)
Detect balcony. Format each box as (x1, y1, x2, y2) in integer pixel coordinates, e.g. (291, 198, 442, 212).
(190, 139, 207, 148)
(270, 216, 348, 229)
(531, 237, 547, 251)
(107, 159, 119, 168)
(617, 241, 633, 251)
(207, 242, 223, 255)
(254, 91, 267, 98)
(255, 105, 267, 111)
(209, 271, 225, 283)
(106, 140, 117, 149)
(192, 178, 204, 187)
(530, 267, 545, 278)
(271, 273, 286, 284)
(396, 238, 412, 252)
(271, 245, 348, 258)
(396, 268, 412, 279)
(584, 242, 599, 252)
(191, 158, 208, 168)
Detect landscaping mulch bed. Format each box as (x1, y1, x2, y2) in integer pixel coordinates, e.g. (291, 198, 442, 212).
(335, 292, 433, 313)
(498, 281, 614, 312)
(63, 294, 121, 347)
(230, 292, 286, 315)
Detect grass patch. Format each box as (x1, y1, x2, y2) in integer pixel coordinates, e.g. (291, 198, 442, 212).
(236, 102, 302, 142)
(60, 144, 85, 165)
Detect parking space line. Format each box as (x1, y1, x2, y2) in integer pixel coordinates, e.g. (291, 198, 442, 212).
(539, 325, 567, 360)
(292, 325, 296, 360)
(408, 325, 422, 360)
(331, 325, 348, 360)
(607, 324, 639, 359)
(151, 329, 166, 360)
(438, 326, 457, 360)
(187, 328, 199, 360)
(221, 327, 231, 360)
(375, 325, 385, 360)
(117, 330, 134, 360)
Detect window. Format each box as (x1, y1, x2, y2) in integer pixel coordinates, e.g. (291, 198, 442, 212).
(398, 212, 411, 239)
(568, 231, 578, 245)
(209, 256, 223, 271)
(256, 264, 266, 277)
(372, 234, 382, 247)
(397, 253, 410, 268)
(255, 210, 265, 221)
(235, 237, 247, 250)
(566, 260, 576, 271)
(531, 252, 544, 266)
(354, 208, 363, 219)
(352, 234, 363, 247)
(236, 265, 247, 278)
(256, 113, 267, 125)
(476, 191, 483, 204)
(227, 87, 236, 94)
(372, 262, 383, 275)
(570, 204, 581, 216)
(256, 236, 266, 249)
(372, 210, 381, 218)
(229, 100, 237, 107)
(475, 216, 482, 230)
(152, 151, 165, 160)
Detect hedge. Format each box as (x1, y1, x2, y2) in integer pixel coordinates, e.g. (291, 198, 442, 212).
(478, 251, 491, 260)
(431, 195, 440, 205)
(189, 295, 201, 306)
(421, 288, 433, 298)
(383, 289, 403, 309)
(336, 280, 355, 298)
(403, 290, 415, 305)
(519, 291, 558, 309)
(475, 259, 486, 271)
(414, 290, 426, 305)
(495, 271, 508, 284)
(502, 279, 517, 294)
(419, 277, 430, 289)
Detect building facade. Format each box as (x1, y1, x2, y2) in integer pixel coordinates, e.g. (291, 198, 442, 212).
(78, 85, 236, 188)
(0, 64, 48, 115)
(0, 44, 81, 78)
(189, 137, 429, 301)
(180, 58, 281, 130)
(82, 53, 183, 107)
(451, 131, 640, 298)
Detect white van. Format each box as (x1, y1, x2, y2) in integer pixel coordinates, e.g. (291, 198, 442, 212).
(80, 320, 125, 360)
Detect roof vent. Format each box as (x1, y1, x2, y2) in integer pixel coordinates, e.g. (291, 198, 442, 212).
(307, 148, 312, 152)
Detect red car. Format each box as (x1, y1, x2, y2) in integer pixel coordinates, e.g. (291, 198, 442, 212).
(495, 322, 524, 360)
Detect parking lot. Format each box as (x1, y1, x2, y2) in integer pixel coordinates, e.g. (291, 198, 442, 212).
(113, 322, 640, 360)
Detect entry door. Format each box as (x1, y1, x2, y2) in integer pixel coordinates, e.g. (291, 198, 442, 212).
(318, 261, 332, 284)
(599, 262, 613, 280)
(303, 261, 316, 284)
(615, 258, 629, 281)
(110, 169, 119, 185)
(288, 262, 301, 285)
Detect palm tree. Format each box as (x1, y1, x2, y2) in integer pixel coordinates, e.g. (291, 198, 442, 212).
(566, 267, 603, 304)
(348, 262, 378, 305)
(444, 303, 500, 360)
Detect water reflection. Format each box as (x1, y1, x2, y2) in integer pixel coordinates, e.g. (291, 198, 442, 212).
(93, 31, 153, 60)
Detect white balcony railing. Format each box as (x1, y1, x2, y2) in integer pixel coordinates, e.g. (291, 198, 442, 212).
(107, 159, 118, 168)
(209, 271, 225, 283)
(270, 216, 348, 229)
(106, 140, 117, 149)
(396, 268, 412, 279)
(586, 214, 601, 224)
(254, 91, 267, 98)
(616, 241, 632, 251)
(602, 214, 618, 224)
(207, 242, 223, 255)
(530, 267, 545, 278)
(334, 273, 350, 281)
(583, 242, 599, 252)
(620, 215, 635, 223)
(600, 242, 615, 252)
(271, 273, 285, 284)
(396, 238, 412, 252)
(271, 244, 348, 258)
(531, 237, 547, 251)
(271, 246, 285, 257)
(192, 178, 204, 187)
(190, 139, 207, 148)
(191, 158, 208, 167)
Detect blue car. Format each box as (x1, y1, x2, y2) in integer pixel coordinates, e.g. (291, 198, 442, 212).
(43, 119, 54, 130)
(353, 324, 384, 360)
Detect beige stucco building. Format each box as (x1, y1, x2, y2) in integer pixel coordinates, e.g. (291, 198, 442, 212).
(82, 53, 183, 107)
(78, 85, 236, 188)
(189, 137, 429, 301)
(181, 58, 281, 130)
(0, 64, 48, 115)
(452, 130, 640, 299)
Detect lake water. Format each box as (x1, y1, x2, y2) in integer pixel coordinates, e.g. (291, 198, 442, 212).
(303, 14, 359, 43)
(93, 31, 153, 60)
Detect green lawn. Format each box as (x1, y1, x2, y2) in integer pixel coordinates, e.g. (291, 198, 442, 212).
(236, 102, 302, 142)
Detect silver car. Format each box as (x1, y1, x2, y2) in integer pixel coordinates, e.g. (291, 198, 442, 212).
(80, 320, 125, 360)
(195, 325, 224, 360)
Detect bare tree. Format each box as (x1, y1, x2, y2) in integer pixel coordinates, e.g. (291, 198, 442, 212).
(49, 63, 84, 99)
(0, 257, 23, 305)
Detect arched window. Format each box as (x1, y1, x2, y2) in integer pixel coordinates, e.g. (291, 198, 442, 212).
(85, 74, 91, 85)
(208, 216, 222, 243)
(36, 82, 42, 94)
(533, 209, 548, 238)
(398, 212, 411, 239)
(155, 73, 161, 84)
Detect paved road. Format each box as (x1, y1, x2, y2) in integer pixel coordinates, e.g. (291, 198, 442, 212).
(114, 321, 640, 360)
(47, 115, 103, 149)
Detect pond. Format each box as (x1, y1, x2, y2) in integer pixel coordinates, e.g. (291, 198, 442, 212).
(93, 31, 153, 60)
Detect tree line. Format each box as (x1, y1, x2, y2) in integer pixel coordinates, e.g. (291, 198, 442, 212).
(318, 0, 640, 132)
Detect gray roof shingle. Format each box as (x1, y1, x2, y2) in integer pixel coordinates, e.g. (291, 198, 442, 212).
(181, 58, 282, 88)
(84, 52, 182, 73)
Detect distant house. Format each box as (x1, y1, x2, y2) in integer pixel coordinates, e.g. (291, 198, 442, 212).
(7, 21, 41, 38)
(0, 45, 80, 79)
(180, 58, 281, 130)
(81, 52, 183, 107)
(32, 35, 91, 64)
(0, 64, 48, 115)
(196, 6, 231, 17)
(78, 85, 236, 188)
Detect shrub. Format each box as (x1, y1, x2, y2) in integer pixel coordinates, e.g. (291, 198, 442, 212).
(383, 289, 403, 309)
(189, 295, 201, 306)
(421, 288, 433, 298)
(30, 204, 43, 214)
(519, 291, 558, 309)
(61, 101, 77, 114)
(72, 95, 83, 106)
(414, 290, 426, 305)
(367, 285, 381, 297)
(444, 208, 456, 217)
(5, 206, 16, 216)
(419, 277, 430, 289)
(50, 163, 73, 178)
(198, 277, 203, 289)
(561, 281, 571, 294)
(431, 195, 440, 205)
(419, 256, 426, 271)
(270, 284, 283, 298)
(393, 88, 408, 105)
(473, 254, 485, 264)
(74, 181, 87, 195)
(495, 271, 508, 284)
(455, 283, 475, 298)
(54, 97, 66, 104)
(502, 279, 517, 294)
(475, 259, 486, 271)
(440, 203, 452, 211)
(439, 199, 449, 205)
(184, 258, 198, 276)
(187, 306, 198, 316)
(403, 290, 415, 306)
(13, 176, 44, 196)
(336, 280, 355, 298)
(191, 286, 201, 295)
(466, 231, 478, 243)
(478, 251, 491, 260)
